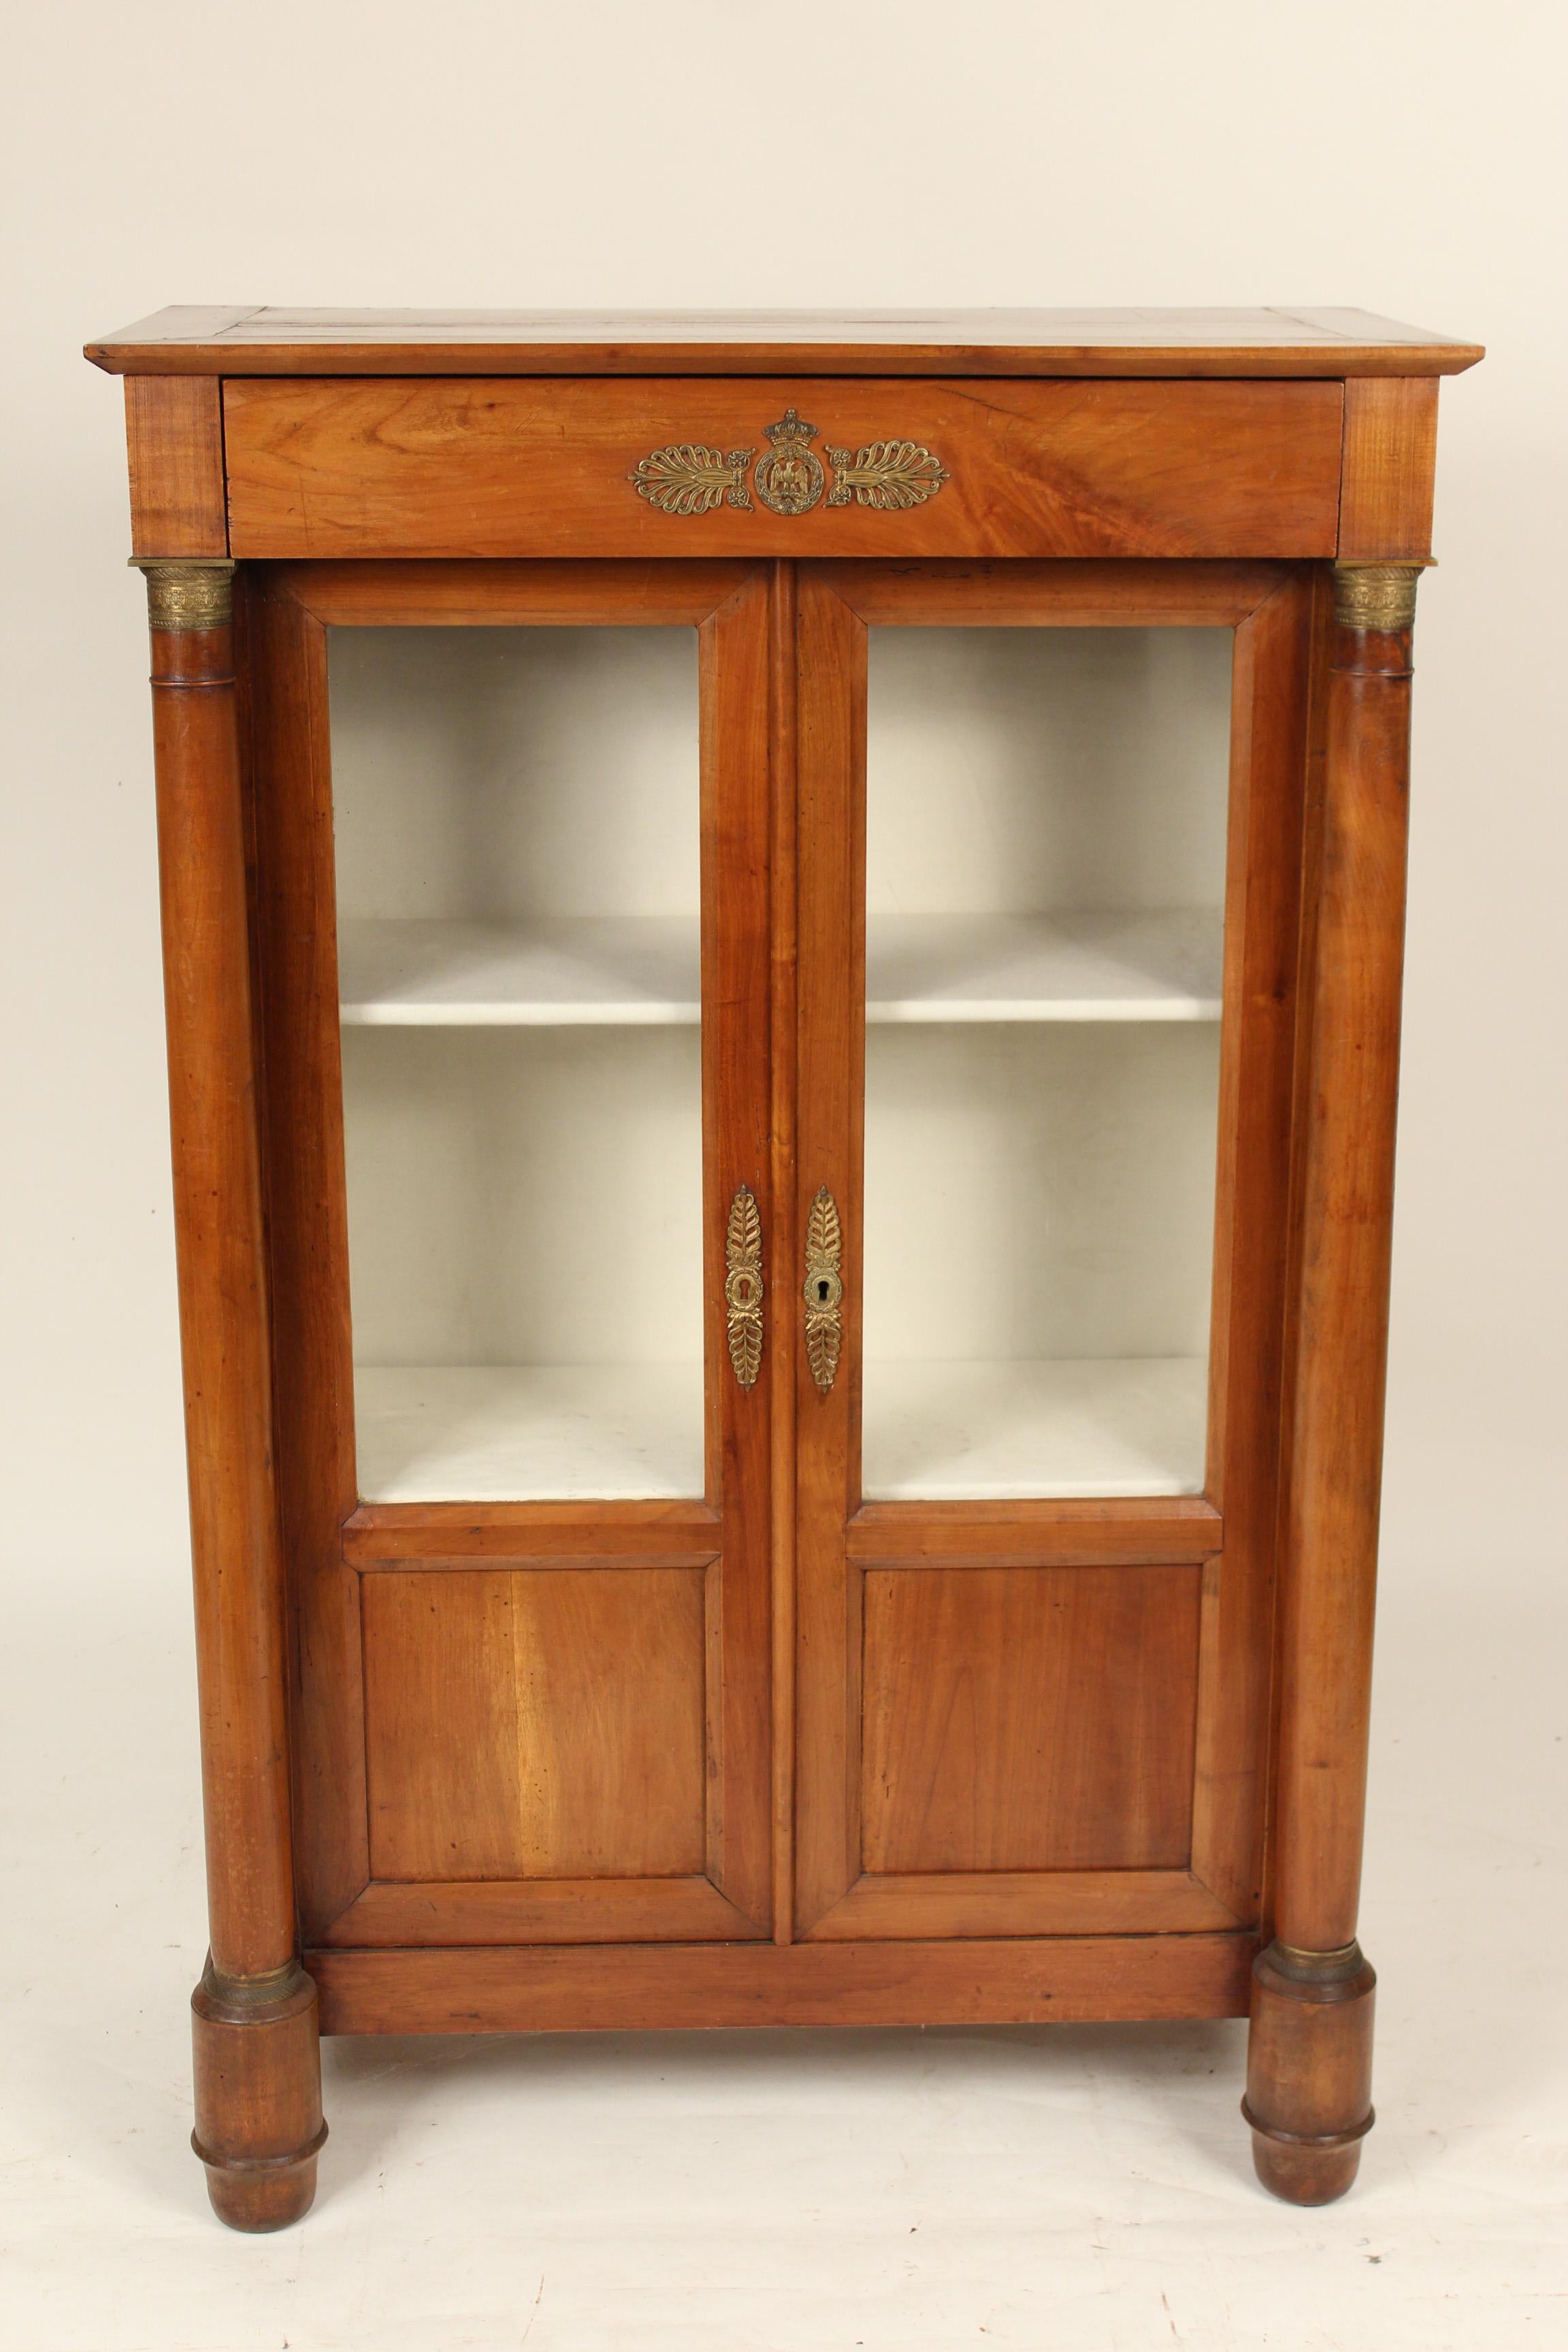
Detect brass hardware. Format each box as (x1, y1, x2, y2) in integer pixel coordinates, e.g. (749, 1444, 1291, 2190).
(1269, 1938, 1367, 1986)
(628, 443, 755, 515)
(826, 438, 949, 510)
(630, 413, 949, 518)
(802, 1187, 843, 1394)
(725, 1186, 764, 1390)
(1333, 561, 1425, 632)
(755, 409, 828, 515)
(130, 557, 236, 631)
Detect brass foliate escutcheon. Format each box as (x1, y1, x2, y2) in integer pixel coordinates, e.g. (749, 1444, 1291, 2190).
(629, 444, 755, 515)
(131, 557, 237, 632)
(802, 1187, 844, 1395)
(725, 1185, 764, 1390)
(629, 414, 948, 517)
(825, 438, 949, 510)
(1333, 561, 1424, 632)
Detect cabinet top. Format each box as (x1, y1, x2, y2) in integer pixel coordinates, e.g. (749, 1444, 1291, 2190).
(85, 305, 1482, 379)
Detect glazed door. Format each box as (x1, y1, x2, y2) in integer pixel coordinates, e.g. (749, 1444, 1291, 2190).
(248, 561, 775, 1947)
(791, 560, 1313, 1941)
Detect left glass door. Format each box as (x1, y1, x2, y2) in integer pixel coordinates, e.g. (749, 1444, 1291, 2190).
(330, 620, 705, 1501)
(248, 561, 774, 1946)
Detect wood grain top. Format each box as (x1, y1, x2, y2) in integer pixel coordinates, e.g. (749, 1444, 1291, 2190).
(84, 306, 1483, 378)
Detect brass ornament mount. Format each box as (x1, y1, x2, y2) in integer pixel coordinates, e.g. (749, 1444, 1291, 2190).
(802, 1187, 844, 1395)
(130, 557, 237, 632)
(1332, 561, 1426, 632)
(630, 410, 949, 519)
(724, 1186, 764, 1390)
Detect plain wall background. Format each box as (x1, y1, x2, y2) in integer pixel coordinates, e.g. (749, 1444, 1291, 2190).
(3, 0, 1563, 1605)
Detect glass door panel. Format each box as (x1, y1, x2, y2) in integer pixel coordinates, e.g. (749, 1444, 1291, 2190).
(862, 625, 1231, 1499)
(328, 624, 703, 1501)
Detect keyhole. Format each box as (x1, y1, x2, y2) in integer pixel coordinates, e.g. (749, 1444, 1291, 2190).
(816, 1279, 831, 1303)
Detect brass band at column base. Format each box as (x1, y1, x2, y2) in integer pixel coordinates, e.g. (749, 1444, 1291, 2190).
(131, 556, 236, 631)
(1332, 561, 1425, 632)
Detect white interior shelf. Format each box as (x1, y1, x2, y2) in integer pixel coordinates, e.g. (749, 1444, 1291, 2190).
(338, 917, 702, 1026)
(354, 1356, 1205, 1503)
(860, 1356, 1208, 1500)
(354, 1365, 706, 1502)
(338, 910, 1224, 1027)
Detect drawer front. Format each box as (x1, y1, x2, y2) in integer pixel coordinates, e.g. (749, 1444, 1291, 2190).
(224, 377, 1343, 560)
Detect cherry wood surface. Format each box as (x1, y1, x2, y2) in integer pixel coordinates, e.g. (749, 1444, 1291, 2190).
(191, 1964, 324, 2232)
(221, 377, 1344, 560)
(99, 322, 1473, 2219)
(767, 559, 802, 1946)
(248, 560, 775, 1946)
(125, 377, 227, 555)
(86, 304, 1484, 378)
(1245, 1942, 1377, 2204)
(146, 589, 325, 2228)
(845, 1498, 1223, 1565)
(1272, 607, 1416, 1958)
(1338, 378, 1440, 559)
(150, 609, 297, 1984)
(789, 559, 1310, 1948)
(317, 1877, 759, 1948)
(361, 1568, 710, 1882)
(308, 1931, 1258, 2036)
(860, 1565, 1203, 1874)
(242, 574, 366, 1935)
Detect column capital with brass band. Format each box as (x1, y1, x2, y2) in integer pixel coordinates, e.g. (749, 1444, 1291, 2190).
(131, 556, 237, 632)
(1331, 561, 1428, 632)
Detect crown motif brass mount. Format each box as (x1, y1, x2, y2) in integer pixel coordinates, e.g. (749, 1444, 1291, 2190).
(630, 412, 949, 519)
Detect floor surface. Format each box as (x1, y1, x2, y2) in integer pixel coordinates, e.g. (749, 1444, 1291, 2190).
(3, 1572, 1564, 2352)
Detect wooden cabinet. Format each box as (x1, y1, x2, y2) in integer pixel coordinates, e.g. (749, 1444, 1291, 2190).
(88, 306, 1482, 2229)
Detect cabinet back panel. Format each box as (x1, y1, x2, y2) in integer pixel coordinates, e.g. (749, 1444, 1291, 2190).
(362, 1568, 707, 1880)
(867, 625, 1232, 914)
(329, 625, 700, 920)
(861, 1564, 1201, 1874)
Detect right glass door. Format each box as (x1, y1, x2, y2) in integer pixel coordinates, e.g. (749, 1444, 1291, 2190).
(792, 559, 1313, 1946)
(862, 619, 1228, 1501)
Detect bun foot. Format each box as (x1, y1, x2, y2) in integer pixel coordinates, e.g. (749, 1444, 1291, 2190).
(191, 1959, 326, 2232)
(1247, 2129, 1365, 2206)
(1243, 1938, 1375, 2206)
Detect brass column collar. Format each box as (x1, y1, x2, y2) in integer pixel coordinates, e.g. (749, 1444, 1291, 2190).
(1267, 1937, 1367, 1986)
(1332, 561, 1427, 632)
(130, 556, 236, 632)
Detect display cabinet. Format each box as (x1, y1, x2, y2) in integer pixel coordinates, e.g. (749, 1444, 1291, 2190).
(86, 306, 1482, 2227)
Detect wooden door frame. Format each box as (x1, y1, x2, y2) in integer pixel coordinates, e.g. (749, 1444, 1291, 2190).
(242, 557, 776, 1946)
(789, 557, 1315, 1941)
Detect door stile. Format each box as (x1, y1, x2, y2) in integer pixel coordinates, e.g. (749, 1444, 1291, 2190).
(245, 568, 366, 1941)
(767, 559, 801, 1943)
(698, 566, 774, 1929)
(1188, 573, 1315, 1924)
(792, 570, 869, 1934)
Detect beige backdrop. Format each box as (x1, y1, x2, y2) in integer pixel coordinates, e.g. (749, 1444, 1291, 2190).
(1, 36, 1562, 1528)
(5, 0, 1561, 1601)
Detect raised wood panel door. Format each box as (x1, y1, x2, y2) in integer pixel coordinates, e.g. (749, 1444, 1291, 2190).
(791, 559, 1313, 1942)
(244, 560, 774, 1947)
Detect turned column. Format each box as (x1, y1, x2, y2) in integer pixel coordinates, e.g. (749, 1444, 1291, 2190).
(1245, 560, 1423, 2204)
(135, 559, 325, 2230)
